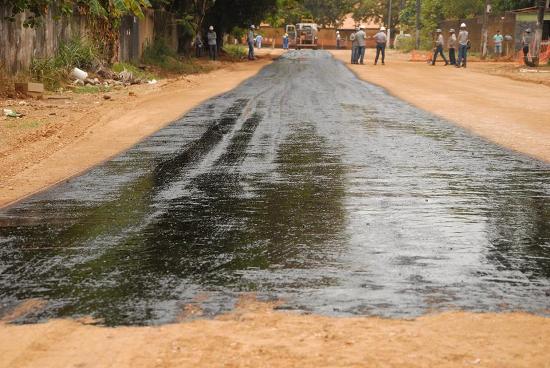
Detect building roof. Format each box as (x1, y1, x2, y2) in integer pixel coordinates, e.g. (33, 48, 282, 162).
(339, 13, 381, 30)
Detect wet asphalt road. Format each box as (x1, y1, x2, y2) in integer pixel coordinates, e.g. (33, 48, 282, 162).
(1, 51, 549, 325)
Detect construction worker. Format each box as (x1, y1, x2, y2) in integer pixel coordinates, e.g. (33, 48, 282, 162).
(456, 23, 469, 68)
(493, 30, 503, 57)
(432, 29, 449, 66)
(283, 33, 289, 50)
(194, 32, 203, 58)
(255, 33, 263, 49)
(247, 25, 255, 60)
(355, 26, 367, 64)
(448, 29, 457, 65)
(207, 26, 217, 60)
(350, 27, 359, 64)
(374, 26, 387, 65)
(336, 31, 341, 49)
(522, 28, 532, 60)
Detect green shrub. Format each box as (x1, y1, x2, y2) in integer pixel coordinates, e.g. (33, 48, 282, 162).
(30, 57, 64, 90)
(395, 36, 415, 52)
(30, 36, 99, 90)
(142, 38, 178, 65)
(142, 38, 210, 74)
(56, 37, 99, 70)
(223, 44, 247, 60)
(395, 35, 433, 52)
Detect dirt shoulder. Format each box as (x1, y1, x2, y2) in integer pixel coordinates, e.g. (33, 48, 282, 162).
(330, 50, 550, 163)
(0, 50, 282, 208)
(1, 300, 549, 368)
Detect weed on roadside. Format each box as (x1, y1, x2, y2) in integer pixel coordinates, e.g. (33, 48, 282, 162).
(223, 45, 248, 61)
(30, 37, 99, 91)
(5, 120, 44, 129)
(143, 38, 210, 75)
(73, 85, 111, 94)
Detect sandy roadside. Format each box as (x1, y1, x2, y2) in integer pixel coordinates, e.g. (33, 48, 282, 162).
(330, 49, 550, 163)
(1, 300, 549, 368)
(0, 50, 282, 208)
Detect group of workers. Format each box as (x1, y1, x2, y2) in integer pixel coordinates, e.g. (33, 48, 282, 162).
(195, 22, 535, 66)
(431, 24, 533, 67)
(194, 26, 219, 60)
(348, 26, 388, 65)
(194, 24, 261, 61)
(431, 23, 470, 67)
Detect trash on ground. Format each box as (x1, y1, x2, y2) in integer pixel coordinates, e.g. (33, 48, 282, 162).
(71, 67, 88, 81)
(148, 79, 158, 85)
(3, 109, 24, 118)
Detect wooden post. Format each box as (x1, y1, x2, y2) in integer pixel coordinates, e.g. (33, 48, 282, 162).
(481, 0, 491, 59)
(387, 0, 393, 48)
(415, 0, 421, 49)
(532, 0, 546, 65)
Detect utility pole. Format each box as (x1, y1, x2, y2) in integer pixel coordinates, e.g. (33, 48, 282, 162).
(532, 0, 546, 65)
(387, 0, 392, 48)
(415, 0, 421, 49)
(480, 0, 491, 59)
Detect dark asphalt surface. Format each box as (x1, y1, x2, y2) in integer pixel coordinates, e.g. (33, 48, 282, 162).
(1, 51, 549, 325)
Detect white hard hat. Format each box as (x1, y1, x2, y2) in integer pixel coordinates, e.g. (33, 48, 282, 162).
(436, 29, 442, 33)
(449, 28, 455, 33)
(380, 26, 386, 31)
(360, 26, 365, 30)
(460, 23, 467, 28)
(209, 25, 214, 31)
(250, 25, 255, 29)
(336, 31, 340, 34)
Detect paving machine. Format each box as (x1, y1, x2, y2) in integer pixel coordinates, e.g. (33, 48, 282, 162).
(286, 20, 319, 50)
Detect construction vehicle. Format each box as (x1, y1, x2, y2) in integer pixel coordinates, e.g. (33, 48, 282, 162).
(285, 20, 319, 50)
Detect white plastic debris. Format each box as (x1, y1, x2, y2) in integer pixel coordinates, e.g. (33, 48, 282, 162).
(3, 109, 23, 118)
(147, 79, 158, 85)
(71, 67, 88, 81)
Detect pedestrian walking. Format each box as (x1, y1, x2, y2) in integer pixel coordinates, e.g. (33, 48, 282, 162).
(283, 33, 289, 50)
(247, 25, 256, 60)
(355, 26, 367, 64)
(521, 28, 532, 62)
(194, 32, 203, 58)
(255, 34, 263, 49)
(448, 29, 457, 65)
(432, 29, 449, 65)
(207, 26, 217, 61)
(350, 27, 359, 64)
(493, 30, 504, 57)
(336, 31, 341, 49)
(374, 26, 387, 65)
(456, 23, 469, 68)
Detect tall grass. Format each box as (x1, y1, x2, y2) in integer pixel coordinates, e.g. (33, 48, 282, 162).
(30, 37, 99, 90)
(142, 38, 209, 74)
(395, 35, 433, 52)
(222, 44, 247, 60)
